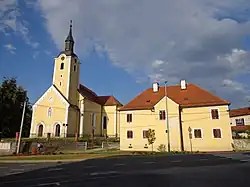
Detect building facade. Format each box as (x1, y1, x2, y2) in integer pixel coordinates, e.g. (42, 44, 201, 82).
(30, 21, 122, 139)
(119, 81, 233, 152)
(229, 107, 250, 132)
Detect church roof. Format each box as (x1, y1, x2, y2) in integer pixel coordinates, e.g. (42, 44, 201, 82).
(78, 84, 122, 106)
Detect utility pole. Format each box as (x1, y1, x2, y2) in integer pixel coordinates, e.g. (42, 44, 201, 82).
(165, 81, 171, 152)
(16, 101, 26, 154)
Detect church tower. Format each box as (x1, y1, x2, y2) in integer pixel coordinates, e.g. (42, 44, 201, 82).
(52, 20, 80, 105)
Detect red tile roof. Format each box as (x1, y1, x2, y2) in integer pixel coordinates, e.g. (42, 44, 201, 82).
(78, 84, 121, 106)
(119, 83, 230, 111)
(229, 107, 250, 118)
(98, 96, 122, 106)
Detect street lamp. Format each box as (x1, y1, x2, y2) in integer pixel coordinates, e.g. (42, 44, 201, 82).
(165, 81, 171, 152)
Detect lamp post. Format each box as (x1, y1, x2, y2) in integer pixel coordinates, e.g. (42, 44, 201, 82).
(165, 81, 171, 152)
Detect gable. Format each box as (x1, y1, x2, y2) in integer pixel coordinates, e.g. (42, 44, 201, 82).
(33, 85, 70, 108)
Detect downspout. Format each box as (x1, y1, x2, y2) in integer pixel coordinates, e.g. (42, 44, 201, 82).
(179, 105, 184, 151)
(100, 105, 103, 137)
(115, 105, 118, 138)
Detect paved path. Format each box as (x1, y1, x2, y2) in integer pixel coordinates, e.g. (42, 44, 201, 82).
(0, 153, 249, 186)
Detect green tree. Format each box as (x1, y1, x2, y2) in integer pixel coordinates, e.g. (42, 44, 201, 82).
(0, 77, 32, 138)
(147, 128, 156, 152)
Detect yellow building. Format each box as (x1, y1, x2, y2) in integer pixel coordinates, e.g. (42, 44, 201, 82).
(119, 81, 233, 152)
(30, 21, 122, 138)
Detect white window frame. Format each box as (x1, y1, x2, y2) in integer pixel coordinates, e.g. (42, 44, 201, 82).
(210, 108, 220, 120)
(126, 112, 133, 123)
(127, 130, 133, 139)
(193, 128, 203, 139)
(212, 128, 223, 139)
(142, 129, 149, 139)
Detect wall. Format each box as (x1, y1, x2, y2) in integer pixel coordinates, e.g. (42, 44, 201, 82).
(230, 115, 250, 126)
(119, 97, 181, 152)
(30, 87, 68, 138)
(82, 99, 102, 136)
(233, 139, 250, 151)
(102, 105, 119, 137)
(67, 107, 80, 137)
(181, 105, 233, 152)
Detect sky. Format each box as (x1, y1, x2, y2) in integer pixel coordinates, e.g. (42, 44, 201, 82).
(1, 0, 250, 109)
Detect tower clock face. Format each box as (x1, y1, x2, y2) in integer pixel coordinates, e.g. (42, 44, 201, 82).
(61, 56, 65, 61)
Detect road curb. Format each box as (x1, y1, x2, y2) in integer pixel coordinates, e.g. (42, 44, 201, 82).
(0, 159, 86, 163)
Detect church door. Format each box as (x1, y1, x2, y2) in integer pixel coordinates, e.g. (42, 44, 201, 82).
(55, 124, 61, 137)
(38, 125, 43, 137)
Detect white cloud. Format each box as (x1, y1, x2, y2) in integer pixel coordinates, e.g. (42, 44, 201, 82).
(4, 44, 16, 54)
(0, 0, 39, 48)
(36, 0, 250, 107)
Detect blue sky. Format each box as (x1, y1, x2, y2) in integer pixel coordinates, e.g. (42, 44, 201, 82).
(0, 1, 147, 105)
(1, 0, 250, 108)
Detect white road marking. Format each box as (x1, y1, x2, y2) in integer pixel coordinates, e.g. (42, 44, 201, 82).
(84, 165, 97, 168)
(11, 168, 25, 171)
(114, 163, 125, 166)
(4, 172, 23, 176)
(47, 168, 63, 172)
(143, 161, 155, 164)
(170, 160, 182, 163)
(20, 164, 36, 167)
(0, 166, 7, 169)
(198, 158, 208, 161)
(89, 171, 118, 176)
(38, 182, 60, 186)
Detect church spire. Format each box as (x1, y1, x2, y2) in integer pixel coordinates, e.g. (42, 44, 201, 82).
(65, 20, 74, 53)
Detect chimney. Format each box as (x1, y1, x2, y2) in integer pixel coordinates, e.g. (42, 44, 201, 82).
(180, 80, 187, 90)
(152, 82, 159, 92)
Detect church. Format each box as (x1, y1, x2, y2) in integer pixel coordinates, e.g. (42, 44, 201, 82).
(29, 21, 122, 139)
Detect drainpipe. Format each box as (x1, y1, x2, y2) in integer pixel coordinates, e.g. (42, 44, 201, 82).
(178, 105, 184, 151)
(115, 105, 118, 138)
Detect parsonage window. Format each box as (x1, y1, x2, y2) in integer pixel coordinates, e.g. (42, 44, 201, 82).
(194, 129, 202, 138)
(213, 129, 222, 138)
(211, 109, 219, 119)
(127, 131, 133, 139)
(143, 130, 148, 139)
(127, 114, 132, 123)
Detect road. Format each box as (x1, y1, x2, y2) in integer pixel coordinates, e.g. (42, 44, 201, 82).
(0, 153, 249, 186)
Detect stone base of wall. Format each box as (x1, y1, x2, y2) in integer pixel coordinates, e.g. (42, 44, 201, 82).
(233, 139, 250, 151)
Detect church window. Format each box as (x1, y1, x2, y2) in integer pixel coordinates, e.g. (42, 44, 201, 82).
(60, 63, 64, 70)
(75, 59, 77, 63)
(59, 82, 62, 86)
(61, 56, 65, 61)
(48, 107, 52, 117)
(74, 64, 77, 72)
(60, 74, 63, 77)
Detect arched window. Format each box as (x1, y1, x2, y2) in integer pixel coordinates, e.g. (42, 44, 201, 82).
(48, 107, 52, 117)
(55, 124, 60, 137)
(38, 125, 43, 137)
(74, 64, 77, 72)
(60, 63, 64, 70)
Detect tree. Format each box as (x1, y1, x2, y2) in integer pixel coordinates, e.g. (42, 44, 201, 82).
(147, 128, 156, 152)
(0, 77, 32, 138)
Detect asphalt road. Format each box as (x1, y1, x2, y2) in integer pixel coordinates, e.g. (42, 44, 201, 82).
(0, 154, 249, 187)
